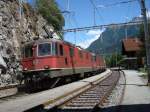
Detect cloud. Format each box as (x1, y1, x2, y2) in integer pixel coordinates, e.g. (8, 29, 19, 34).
(97, 5, 106, 8)
(77, 28, 105, 49)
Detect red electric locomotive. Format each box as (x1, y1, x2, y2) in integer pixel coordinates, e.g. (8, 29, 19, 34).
(21, 38, 106, 92)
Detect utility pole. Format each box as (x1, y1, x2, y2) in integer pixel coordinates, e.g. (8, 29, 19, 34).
(125, 25, 128, 39)
(94, 7, 96, 25)
(67, 0, 69, 10)
(140, 0, 150, 84)
(125, 20, 128, 39)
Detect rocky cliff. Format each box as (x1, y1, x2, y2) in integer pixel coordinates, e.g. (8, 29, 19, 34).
(0, 0, 60, 86)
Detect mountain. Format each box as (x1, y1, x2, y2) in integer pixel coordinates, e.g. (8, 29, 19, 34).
(87, 22, 140, 55)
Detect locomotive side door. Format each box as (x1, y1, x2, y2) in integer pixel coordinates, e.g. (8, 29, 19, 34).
(69, 47, 75, 74)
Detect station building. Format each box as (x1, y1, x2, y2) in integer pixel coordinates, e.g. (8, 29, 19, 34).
(121, 37, 144, 69)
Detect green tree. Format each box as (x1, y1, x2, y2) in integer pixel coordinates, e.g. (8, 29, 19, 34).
(105, 53, 123, 67)
(36, 0, 65, 31)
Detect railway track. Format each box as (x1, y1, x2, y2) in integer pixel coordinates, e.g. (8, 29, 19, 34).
(99, 70, 126, 111)
(47, 71, 121, 112)
(0, 70, 124, 112)
(0, 71, 106, 104)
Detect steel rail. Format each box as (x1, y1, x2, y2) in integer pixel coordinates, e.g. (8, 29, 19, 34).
(47, 71, 120, 111)
(43, 71, 112, 108)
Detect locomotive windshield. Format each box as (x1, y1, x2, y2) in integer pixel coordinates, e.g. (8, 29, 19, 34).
(24, 45, 33, 58)
(38, 43, 51, 56)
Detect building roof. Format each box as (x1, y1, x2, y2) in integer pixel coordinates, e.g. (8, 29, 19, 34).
(122, 38, 143, 52)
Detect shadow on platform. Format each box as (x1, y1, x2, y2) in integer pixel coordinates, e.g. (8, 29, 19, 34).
(24, 104, 150, 112)
(101, 104, 150, 112)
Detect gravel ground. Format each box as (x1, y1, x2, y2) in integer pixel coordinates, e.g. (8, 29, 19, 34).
(100, 71, 126, 111)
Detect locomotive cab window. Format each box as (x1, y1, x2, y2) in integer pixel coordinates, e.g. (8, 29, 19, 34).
(24, 45, 33, 58)
(38, 43, 51, 56)
(52, 42, 58, 55)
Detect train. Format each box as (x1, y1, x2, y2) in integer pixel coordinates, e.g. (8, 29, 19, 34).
(21, 38, 106, 92)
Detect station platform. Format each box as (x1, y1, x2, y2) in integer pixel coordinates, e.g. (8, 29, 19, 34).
(122, 70, 150, 105)
(119, 70, 150, 112)
(0, 70, 111, 112)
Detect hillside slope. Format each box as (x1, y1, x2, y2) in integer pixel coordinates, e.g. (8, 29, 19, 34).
(87, 24, 140, 55)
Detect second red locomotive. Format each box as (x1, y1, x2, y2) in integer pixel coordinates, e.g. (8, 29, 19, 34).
(21, 38, 106, 92)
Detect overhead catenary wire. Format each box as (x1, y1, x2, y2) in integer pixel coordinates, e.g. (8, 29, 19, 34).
(61, 20, 149, 33)
(60, 0, 146, 33)
(89, 0, 105, 24)
(97, 0, 138, 8)
(61, 0, 89, 47)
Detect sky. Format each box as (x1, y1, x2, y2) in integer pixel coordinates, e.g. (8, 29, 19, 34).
(28, 0, 150, 48)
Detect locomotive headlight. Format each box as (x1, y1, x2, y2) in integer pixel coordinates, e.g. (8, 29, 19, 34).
(24, 68, 27, 71)
(44, 65, 49, 69)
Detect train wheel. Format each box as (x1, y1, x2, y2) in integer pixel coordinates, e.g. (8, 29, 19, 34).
(24, 77, 33, 93)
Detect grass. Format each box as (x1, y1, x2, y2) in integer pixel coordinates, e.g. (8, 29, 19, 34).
(138, 67, 148, 79)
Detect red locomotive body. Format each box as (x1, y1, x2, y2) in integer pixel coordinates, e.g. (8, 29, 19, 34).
(21, 38, 106, 91)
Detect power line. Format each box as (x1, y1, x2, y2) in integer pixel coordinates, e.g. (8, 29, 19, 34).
(61, 20, 150, 33)
(97, 0, 137, 8)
